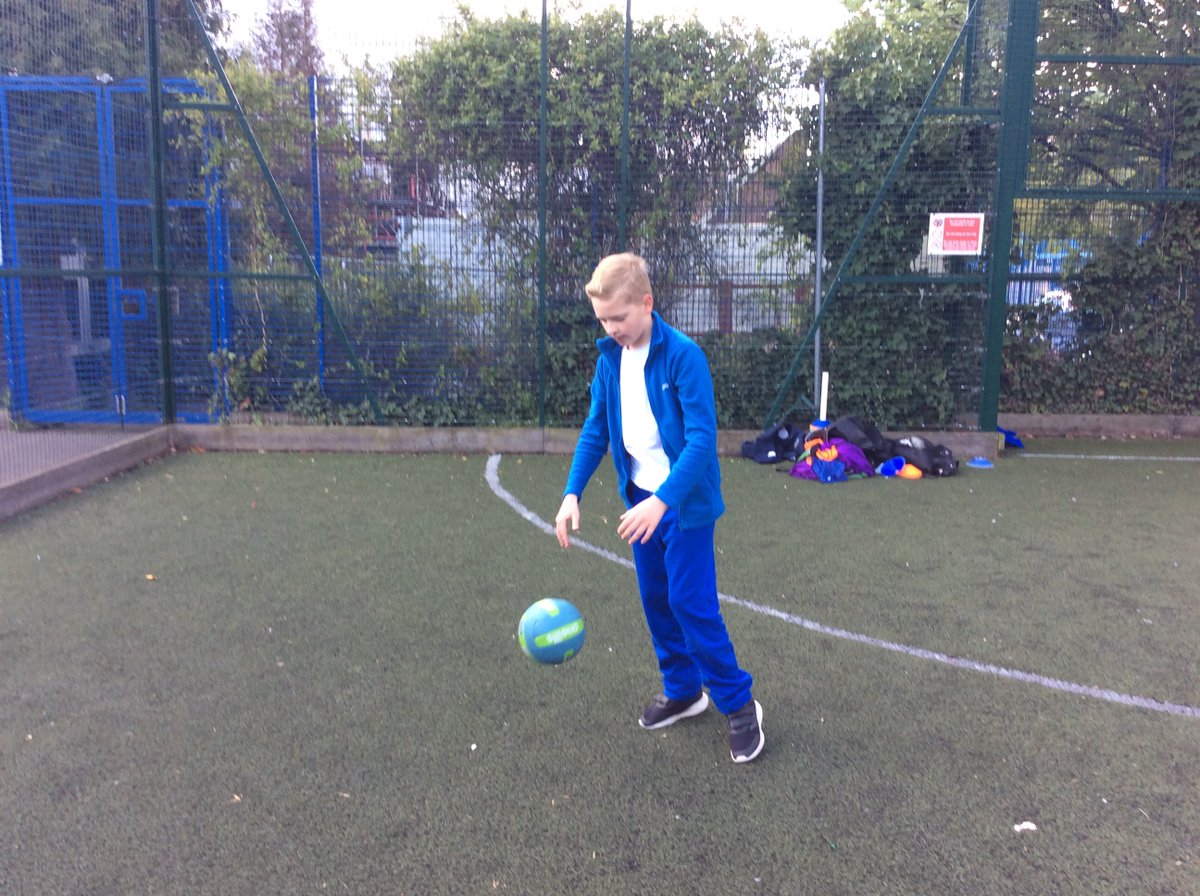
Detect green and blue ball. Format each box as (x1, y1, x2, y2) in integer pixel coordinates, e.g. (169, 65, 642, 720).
(518, 597, 586, 664)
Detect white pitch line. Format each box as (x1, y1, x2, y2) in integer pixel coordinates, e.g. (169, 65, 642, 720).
(485, 454, 1200, 719)
(1020, 452, 1200, 462)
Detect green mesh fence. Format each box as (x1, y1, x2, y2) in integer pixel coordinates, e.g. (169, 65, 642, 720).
(2, 0, 1199, 465)
(763, 0, 1011, 428)
(1000, 0, 1200, 415)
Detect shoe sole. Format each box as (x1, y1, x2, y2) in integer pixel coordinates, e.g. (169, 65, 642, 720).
(730, 700, 765, 763)
(638, 691, 710, 730)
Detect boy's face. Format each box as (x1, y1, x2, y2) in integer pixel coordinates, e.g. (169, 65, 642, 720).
(591, 291, 654, 349)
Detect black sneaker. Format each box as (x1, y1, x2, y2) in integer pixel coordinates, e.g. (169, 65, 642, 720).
(638, 691, 710, 730)
(728, 700, 765, 763)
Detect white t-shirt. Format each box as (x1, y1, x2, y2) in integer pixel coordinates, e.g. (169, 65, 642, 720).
(620, 343, 671, 492)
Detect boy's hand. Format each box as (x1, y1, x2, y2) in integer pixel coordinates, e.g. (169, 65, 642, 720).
(617, 495, 668, 545)
(555, 494, 580, 548)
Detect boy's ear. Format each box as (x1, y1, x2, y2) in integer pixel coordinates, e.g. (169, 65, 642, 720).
(642, 292, 654, 311)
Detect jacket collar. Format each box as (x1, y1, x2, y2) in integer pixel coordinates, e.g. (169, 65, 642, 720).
(597, 311, 665, 361)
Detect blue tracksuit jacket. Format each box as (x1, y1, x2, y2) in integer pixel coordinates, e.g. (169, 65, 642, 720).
(563, 312, 725, 528)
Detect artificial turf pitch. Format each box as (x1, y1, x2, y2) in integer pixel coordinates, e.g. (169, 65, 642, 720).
(1, 442, 1197, 894)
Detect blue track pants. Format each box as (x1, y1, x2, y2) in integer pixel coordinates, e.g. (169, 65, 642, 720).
(628, 486, 753, 715)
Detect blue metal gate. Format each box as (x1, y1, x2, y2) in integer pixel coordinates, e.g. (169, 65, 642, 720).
(0, 76, 228, 425)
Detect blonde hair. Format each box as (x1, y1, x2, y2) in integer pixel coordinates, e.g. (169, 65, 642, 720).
(584, 252, 652, 305)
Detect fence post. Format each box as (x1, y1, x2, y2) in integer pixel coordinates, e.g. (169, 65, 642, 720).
(813, 76, 826, 415)
(537, 0, 549, 427)
(179, 0, 383, 421)
(618, 0, 631, 251)
(717, 280, 733, 334)
(308, 75, 325, 392)
(979, 0, 1039, 432)
(144, 0, 176, 423)
(762, 10, 976, 428)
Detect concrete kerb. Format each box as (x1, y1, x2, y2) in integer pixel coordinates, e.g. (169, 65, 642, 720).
(0, 422, 1009, 524)
(173, 423, 1002, 462)
(170, 424, 583, 455)
(998, 413, 1200, 440)
(0, 427, 174, 523)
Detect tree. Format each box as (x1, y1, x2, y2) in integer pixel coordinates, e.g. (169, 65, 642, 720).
(999, 0, 1200, 414)
(185, 59, 386, 416)
(387, 9, 786, 282)
(1034, 0, 1200, 199)
(772, 0, 995, 424)
(207, 0, 371, 268)
(384, 8, 790, 420)
(777, 0, 993, 274)
(250, 0, 323, 78)
(0, 0, 227, 79)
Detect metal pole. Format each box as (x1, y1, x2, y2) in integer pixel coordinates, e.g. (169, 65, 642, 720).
(144, 0, 175, 422)
(979, 0, 1039, 432)
(763, 6, 977, 427)
(961, 0, 979, 106)
(619, 0, 632, 251)
(813, 76, 826, 415)
(179, 0, 383, 421)
(308, 75, 325, 391)
(537, 0, 549, 426)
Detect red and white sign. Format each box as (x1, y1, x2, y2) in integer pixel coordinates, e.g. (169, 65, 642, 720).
(928, 213, 986, 256)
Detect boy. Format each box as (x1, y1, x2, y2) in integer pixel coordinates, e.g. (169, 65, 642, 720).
(554, 252, 764, 764)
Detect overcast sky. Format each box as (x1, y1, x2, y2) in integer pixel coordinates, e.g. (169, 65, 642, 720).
(221, 0, 851, 65)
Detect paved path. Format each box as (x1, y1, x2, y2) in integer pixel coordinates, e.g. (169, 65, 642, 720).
(0, 426, 146, 486)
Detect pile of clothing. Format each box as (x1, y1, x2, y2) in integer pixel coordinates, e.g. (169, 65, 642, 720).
(741, 415, 960, 483)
